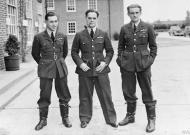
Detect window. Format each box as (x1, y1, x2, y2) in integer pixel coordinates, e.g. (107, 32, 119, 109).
(26, 0, 32, 18)
(26, 0, 33, 42)
(66, 0, 76, 12)
(27, 19, 33, 42)
(7, 0, 17, 35)
(88, 0, 97, 10)
(46, 0, 55, 10)
(67, 22, 76, 35)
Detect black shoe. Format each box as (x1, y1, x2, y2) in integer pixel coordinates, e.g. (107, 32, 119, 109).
(108, 123, 118, 128)
(62, 117, 72, 128)
(118, 113, 135, 126)
(35, 118, 47, 131)
(81, 121, 88, 128)
(146, 118, 155, 133)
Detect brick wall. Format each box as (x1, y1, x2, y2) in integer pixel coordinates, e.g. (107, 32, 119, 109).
(53, 0, 124, 43)
(0, 0, 7, 70)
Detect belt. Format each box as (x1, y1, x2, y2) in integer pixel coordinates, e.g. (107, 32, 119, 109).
(41, 53, 63, 60)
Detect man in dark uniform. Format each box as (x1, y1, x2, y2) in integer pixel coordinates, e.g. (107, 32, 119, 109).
(71, 9, 117, 128)
(116, 4, 157, 133)
(32, 12, 72, 130)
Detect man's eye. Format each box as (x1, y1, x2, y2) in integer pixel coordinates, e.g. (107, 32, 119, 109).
(130, 12, 139, 14)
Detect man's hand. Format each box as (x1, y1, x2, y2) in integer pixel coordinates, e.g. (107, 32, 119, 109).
(80, 63, 90, 72)
(96, 61, 107, 72)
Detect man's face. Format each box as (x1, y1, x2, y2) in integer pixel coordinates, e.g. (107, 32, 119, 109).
(128, 7, 141, 23)
(46, 16, 58, 31)
(86, 12, 98, 28)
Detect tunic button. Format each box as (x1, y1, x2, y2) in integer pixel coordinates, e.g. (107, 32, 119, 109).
(92, 40, 94, 42)
(134, 39, 136, 41)
(134, 33, 136, 36)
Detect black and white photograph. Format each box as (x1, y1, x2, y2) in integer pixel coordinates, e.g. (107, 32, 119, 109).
(0, 0, 190, 135)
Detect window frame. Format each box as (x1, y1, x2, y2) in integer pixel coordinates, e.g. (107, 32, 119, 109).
(88, 0, 97, 10)
(67, 21, 76, 35)
(66, 0, 76, 12)
(6, 0, 18, 36)
(46, 0, 55, 10)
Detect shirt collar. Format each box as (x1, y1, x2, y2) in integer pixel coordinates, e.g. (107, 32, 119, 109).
(87, 27, 96, 33)
(46, 29, 56, 37)
(132, 19, 141, 27)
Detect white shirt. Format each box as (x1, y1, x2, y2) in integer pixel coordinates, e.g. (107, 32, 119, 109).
(133, 19, 141, 27)
(87, 27, 96, 34)
(46, 29, 56, 37)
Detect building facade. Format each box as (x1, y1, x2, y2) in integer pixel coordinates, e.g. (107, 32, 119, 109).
(47, 0, 124, 41)
(0, 0, 46, 70)
(0, 0, 7, 69)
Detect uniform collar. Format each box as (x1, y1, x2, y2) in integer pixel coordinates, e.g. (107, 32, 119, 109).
(46, 28, 56, 37)
(87, 27, 96, 34)
(132, 19, 141, 27)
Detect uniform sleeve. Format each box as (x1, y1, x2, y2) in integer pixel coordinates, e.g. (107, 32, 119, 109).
(71, 33, 84, 67)
(63, 35, 68, 59)
(118, 27, 125, 56)
(148, 25, 157, 59)
(31, 35, 41, 64)
(104, 32, 114, 65)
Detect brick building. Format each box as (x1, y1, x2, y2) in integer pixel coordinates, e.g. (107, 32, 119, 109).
(0, 0, 7, 69)
(0, 0, 46, 70)
(46, 0, 124, 41)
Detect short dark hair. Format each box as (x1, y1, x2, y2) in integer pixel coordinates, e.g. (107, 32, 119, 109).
(127, 4, 142, 13)
(85, 9, 99, 17)
(45, 12, 57, 21)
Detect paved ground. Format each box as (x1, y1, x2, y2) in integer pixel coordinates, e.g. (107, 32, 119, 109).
(0, 32, 190, 135)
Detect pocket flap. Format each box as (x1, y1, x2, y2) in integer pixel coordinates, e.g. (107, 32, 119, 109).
(141, 50, 149, 55)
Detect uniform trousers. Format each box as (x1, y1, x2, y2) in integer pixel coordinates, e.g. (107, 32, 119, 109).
(78, 74, 117, 124)
(37, 71, 71, 117)
(121, 68, 156, 105)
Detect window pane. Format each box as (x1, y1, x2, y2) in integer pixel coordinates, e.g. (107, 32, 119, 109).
(88, 0, 97, 10)
(67, 0, 76, 11)
(7, 3, 17, 35)
(47, 0, 54, 9)
(68, 22, 76, 34)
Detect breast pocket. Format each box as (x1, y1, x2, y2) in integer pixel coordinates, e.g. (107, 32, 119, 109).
(55, 40, 63, 51)
(124, 32, 132, 43)
(139, 33, 148, 44)
(96, 38, 104, 44)
(41, 42, 52, 52)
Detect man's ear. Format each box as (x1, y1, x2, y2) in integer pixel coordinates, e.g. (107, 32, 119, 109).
(127, 12, 130, 17)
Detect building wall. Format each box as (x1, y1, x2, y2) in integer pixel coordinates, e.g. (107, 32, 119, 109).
(32, 0, 46, 35)
(53, 0, 124, 42)
(110, 0, 124, 38)
(0, 0, 7, 69)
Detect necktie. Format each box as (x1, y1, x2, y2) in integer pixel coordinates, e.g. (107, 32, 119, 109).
(134, 24, 136, 32)
(90, 29, 94, 38)
(51, 32, 55, 42)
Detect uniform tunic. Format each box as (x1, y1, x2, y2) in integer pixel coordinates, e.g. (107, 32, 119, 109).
(116, 21, 157, 105)
(71, 28, 117, 124)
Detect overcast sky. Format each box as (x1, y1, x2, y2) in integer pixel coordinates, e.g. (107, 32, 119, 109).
(124, 0, 190, 23)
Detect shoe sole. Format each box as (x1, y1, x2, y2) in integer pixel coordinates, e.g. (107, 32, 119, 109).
(118, 121, 135, 126)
